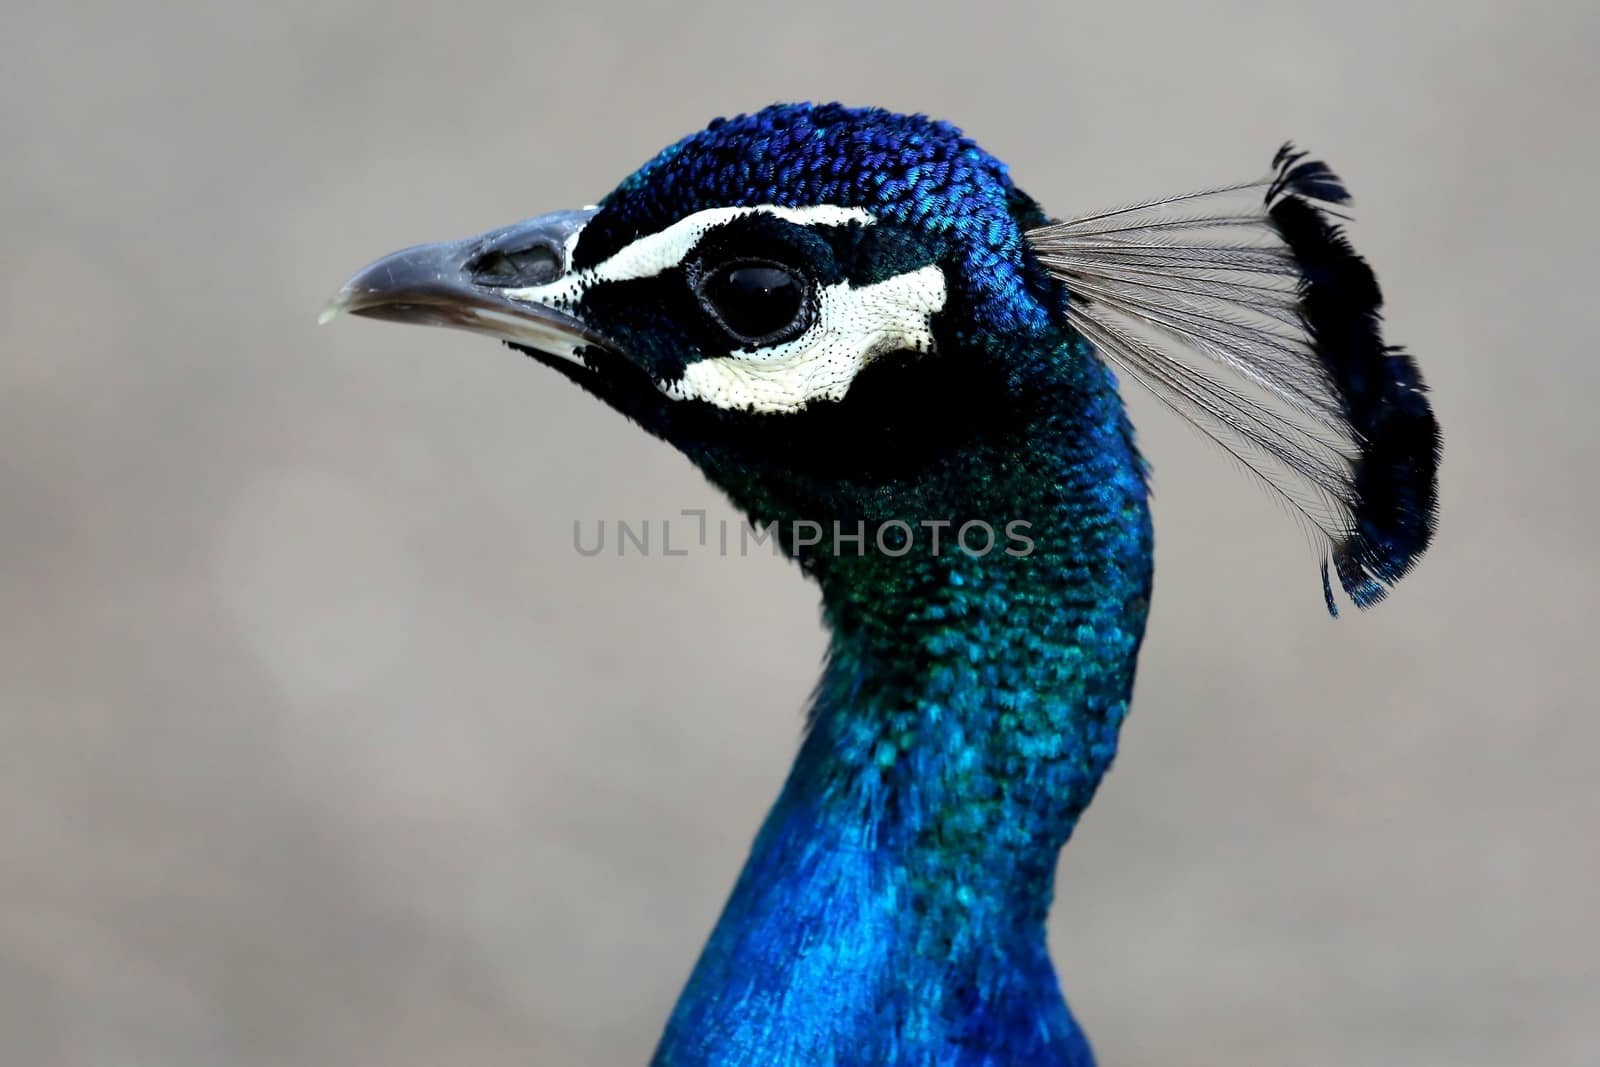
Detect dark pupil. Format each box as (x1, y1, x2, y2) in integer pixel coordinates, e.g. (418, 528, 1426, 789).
(706, 264, 804, 340)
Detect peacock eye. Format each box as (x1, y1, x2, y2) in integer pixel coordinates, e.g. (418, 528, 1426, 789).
(696, 261, 811, 346)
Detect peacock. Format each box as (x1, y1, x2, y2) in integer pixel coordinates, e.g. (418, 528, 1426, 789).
(325, 103, 1440, 1067)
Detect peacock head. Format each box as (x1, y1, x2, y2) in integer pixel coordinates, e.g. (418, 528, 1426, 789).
(327, 102, 1439, 611)
(326, 105, 1085, 565)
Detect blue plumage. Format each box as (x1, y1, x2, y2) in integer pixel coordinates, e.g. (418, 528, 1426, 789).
(584, 104, 1056, 335)
(327, 101, 1441, 1066)
(653, 340, 1149, 1066)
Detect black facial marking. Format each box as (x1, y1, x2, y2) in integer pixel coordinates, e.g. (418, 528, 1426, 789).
(574, 268, 722, 385)
(568, 211, 946, 388)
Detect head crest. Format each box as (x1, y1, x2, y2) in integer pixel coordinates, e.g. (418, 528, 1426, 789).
(1027, 145, 1440, 612)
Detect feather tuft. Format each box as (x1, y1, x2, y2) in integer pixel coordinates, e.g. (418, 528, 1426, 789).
(1026, 146, 1440, 613)
(1268, 143, 1353, 205)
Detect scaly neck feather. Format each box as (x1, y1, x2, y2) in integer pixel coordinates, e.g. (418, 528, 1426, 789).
(653, 345, 1152, 1066)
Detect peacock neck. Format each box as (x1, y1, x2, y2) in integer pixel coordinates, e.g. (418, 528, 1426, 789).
(652, 351, 1153, 1066)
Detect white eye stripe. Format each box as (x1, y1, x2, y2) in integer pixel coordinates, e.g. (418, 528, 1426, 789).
(504, 203, 874, 306)
(497, 201, 943, 415)
(663, 264, 947, 414)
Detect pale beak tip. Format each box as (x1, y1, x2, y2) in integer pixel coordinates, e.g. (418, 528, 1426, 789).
(318, 289, 353, 326)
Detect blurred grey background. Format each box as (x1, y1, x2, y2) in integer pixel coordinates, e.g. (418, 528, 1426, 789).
(3, 1, 1596, 1064)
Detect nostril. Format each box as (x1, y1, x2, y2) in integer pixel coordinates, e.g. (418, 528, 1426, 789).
(468, 243, 561, 288)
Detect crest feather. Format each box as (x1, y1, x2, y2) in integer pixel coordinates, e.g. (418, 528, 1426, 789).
(1027, 145, 1440, 613)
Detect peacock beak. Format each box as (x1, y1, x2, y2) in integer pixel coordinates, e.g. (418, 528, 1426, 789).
(321, 207, 616, 360)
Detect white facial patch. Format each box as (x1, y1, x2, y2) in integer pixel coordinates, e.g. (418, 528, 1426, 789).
(503, 204, 874, 307)
(664, 265, 947, 413)
(499, 202, 947, 413)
